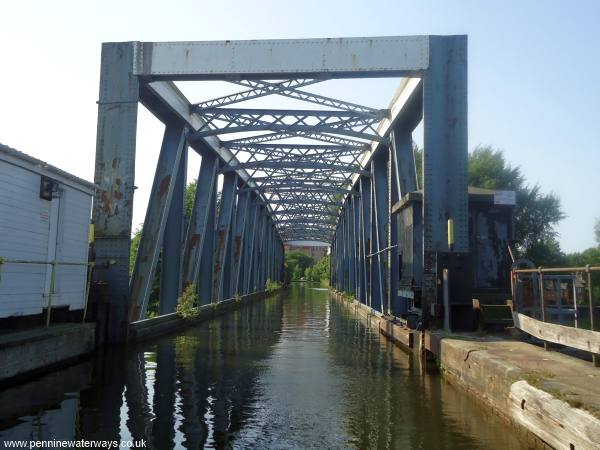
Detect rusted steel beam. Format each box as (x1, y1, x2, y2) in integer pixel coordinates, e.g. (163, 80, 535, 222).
(212, 173, 237, 301)
(231, 189, 250, 296)
(181, 152, 219, 290)
(130, 125, 187, 321)
(93, 42, 140, 341)
(160, 147, 187, 314)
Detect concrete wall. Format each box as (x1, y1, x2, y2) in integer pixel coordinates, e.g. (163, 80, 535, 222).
(128, 289, 280, 342)
(0, 323, 95, 385)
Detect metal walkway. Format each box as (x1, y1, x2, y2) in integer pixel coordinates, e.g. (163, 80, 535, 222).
(93, 36, 467, 340)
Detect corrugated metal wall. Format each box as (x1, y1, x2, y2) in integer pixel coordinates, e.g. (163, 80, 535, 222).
(0, 161, 92, 317)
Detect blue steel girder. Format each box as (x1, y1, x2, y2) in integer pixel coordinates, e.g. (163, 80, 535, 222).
(93, 36, 467, 335)
(229, 80, 386, 117)
(130, 125, 187, 321)
(212, 173, 237, 301)
(181, 151, 219, 290)
(193, 79, 323, 109)
(221, 160, 369, 176)
(191, 108, 384, 142)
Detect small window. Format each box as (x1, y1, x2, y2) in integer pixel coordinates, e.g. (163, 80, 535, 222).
(40, 176, 58, 201)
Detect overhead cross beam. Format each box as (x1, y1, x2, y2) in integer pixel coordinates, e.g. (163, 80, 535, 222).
(94, 35, 467, 339)
(190, 108, 384, 142)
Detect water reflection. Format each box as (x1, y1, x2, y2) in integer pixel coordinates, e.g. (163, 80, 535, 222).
(0, 286, 530, 449)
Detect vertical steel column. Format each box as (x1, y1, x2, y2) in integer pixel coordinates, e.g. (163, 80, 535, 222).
(198, 180, 217, 305)
(213, 173, 237, 301)
(221, 185, 237, 301)
(359, 176, 372, 305)
(422, 36, 469, 325)
(390, 126, 418, 316)
(341, 205, 348, 292)
(160, 146, 187, 315)
(390, 127, 418, 196)
(352, 192, 361, 298)
(130, 125, 187, 321)
(372, 154, 389, 313)
(93, 42, 139, 340)
(388, 149, 400, 317)
(231, 189, 250, 296)
(347, 200, 356, 295)
(242, 200, 259, 294)
(182, 152, 219, 290)
(255, 212, 267, 291)
(336, 220, 344, 291)
(264, 223, 272, 285)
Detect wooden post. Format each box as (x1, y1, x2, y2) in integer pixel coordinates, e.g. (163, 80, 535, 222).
(587, 265, 599, 366)
(539, 267, 548, 351)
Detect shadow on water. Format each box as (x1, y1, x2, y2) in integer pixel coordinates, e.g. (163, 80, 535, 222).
(0, 285, 531, 449)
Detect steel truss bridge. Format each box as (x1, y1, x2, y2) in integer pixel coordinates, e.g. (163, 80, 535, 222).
(93, 36, 467, 340)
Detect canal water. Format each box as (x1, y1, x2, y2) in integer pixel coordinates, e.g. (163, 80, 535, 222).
(0, 285, 530, 449)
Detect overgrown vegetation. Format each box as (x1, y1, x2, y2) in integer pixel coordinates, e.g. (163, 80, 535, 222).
(176, 284, 199, 319)
(304, 255, 330, 283)
(284, 251, 314, 281)
(284, 250, 330, 285)
(265, 279, 282, 292)
(129, 181, 207, 318)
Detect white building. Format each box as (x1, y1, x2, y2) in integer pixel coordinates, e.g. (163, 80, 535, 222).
(0, 143, 95, 319)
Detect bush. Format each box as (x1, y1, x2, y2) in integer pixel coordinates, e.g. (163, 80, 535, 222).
(266, 279, 281, 292)
(176, 284, 199, 319)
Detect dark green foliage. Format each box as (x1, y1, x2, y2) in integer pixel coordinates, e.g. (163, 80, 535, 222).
(284, 251, 314, 281)
(415, 144, 565, 266)
(305, 255, 330, 283)
(129, 225, 160, 317)
(566, 246, 600, 301)
(184, 180, 197, 219)
(467, 146, 565, 265)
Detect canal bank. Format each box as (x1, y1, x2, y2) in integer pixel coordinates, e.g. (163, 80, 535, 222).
(1, 284, 530, 449)
(0, 288, 282, 386)
(332, 290, 600, 449)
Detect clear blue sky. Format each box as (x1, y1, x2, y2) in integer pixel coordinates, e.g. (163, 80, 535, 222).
(0, 0, 598, 252)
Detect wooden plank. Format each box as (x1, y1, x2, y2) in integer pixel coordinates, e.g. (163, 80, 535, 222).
(510, 380, 600, 450)
(513, 312, 600, 354)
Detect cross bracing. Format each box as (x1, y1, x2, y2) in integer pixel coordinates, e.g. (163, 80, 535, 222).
(93, 36, 467, 337)
(187, 76, 391, 243)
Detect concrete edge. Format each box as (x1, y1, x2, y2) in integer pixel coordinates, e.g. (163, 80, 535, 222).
(128, 288, 283, 342)
(330, 289, 600, 450)
(0, 323, 96, 387)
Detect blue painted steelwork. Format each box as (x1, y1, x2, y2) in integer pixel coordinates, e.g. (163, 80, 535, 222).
(358, 176, 372, 305)
(213, 173, 237, 302)
(182, 152, 219, 290)
(93, 35, 468, 339)
(129, 125, 187, 321)
(160, 146, 187, 315)
(198, 179, 217, 305)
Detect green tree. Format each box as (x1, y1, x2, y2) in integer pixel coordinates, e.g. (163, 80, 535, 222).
(311, 254, 331, 282)
(414, 145, 565, 265)
(467, 146, 565, 265)
(184, 180, 221, 220)
(184, 180, 197, 219)
(304, 266, 313, 281)
(595, 219, 600, 247)
(129, 225, 160, 317)
(285, 250, 314, 281)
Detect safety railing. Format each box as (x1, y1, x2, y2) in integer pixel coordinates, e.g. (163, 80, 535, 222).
(0, 258, 94, 327)
(511, 265, 600, 366)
